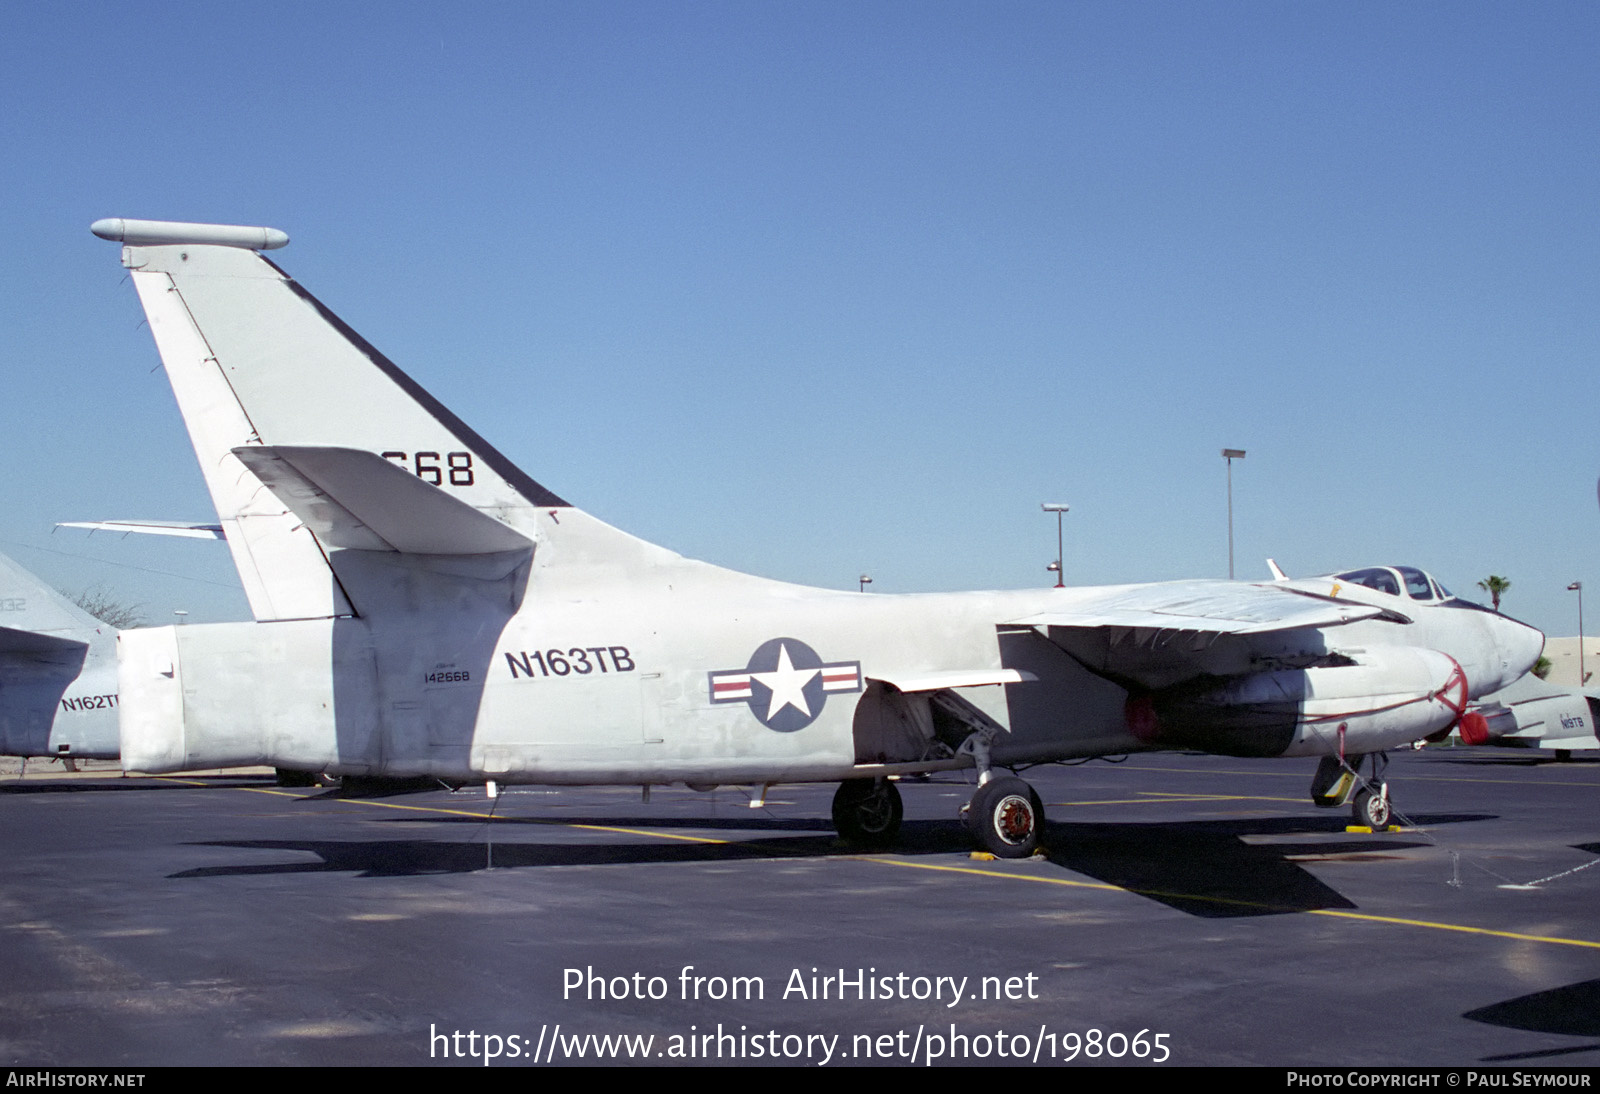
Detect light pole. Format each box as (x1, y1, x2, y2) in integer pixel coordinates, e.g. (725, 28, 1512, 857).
(1570, 581, 1585, 684)
(1041, 503, 1069, 588)
(1222, 449, 1246, 579)
(859, 574, 872, 593)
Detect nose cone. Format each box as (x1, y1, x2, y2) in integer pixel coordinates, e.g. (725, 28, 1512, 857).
(1491, 614, 1545, 691)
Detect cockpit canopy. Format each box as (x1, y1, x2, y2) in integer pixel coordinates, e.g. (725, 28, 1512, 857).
(1335, 566, 1456, 603)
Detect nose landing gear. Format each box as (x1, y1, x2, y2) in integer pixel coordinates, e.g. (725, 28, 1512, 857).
(1311, 752, 1396, 830)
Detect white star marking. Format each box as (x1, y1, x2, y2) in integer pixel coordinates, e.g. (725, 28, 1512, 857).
(749, 643, 819, 721)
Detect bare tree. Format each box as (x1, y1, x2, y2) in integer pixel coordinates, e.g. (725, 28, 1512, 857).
(70, 586, 145, 630)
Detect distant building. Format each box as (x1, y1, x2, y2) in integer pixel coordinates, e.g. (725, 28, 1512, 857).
(1536, 636, 1600, 687)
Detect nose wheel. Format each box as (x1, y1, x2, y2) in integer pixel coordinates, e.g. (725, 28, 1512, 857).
(1351, 785, 1392, 829)
(966, 776, 1046, 858)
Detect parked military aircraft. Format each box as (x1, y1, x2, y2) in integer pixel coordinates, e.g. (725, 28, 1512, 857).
(1472, 674, 1599, 760)
(91, 218, 1544, 853)
(0, 550, 120, 762)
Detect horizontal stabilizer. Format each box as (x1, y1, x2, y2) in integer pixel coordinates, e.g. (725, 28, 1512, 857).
(0, 624, 90, 655)
(57, 520, 225, 540)
(233, 445, 534, 555)
(869, 669, 1037, 692)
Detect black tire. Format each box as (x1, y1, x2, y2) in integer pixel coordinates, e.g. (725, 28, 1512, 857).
(1352, 787, 1392, 829)
(1555, 749, 1573, 762)
(832, 779, 903, 849)
(275, 768, 317, 788)
(969, 776, 1044, 858)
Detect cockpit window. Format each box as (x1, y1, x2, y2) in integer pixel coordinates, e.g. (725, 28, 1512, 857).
(1396, 566, 1435, 601)
(1336, 568, 1400, 596)
(1433, 579, 1453, 600)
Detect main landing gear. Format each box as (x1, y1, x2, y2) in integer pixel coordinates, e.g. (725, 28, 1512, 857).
(957, 732, 1046, 857)
(832, 778, 904, 850)
(1310, 752, 1395, 829)
(832, 726, 1048, 856)
(965, 775, 1046, 858)
(830, 773, 1047, 857)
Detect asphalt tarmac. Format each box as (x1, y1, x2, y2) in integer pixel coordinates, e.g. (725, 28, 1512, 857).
(1, 748, 1597, 1067)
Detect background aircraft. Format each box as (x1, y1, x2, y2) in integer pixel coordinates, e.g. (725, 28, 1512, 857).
(1472, 674, 1599, 760)
(94, 219, 1544, 854)
(0, 550, 120, 763)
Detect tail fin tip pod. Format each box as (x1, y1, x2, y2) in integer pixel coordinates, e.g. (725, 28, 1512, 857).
(90, 217, 289, 250)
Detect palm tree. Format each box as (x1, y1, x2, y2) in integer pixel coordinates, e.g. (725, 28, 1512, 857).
(1477, 575, 1511, 612)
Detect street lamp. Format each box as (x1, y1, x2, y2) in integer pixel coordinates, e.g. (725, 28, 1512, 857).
(1569, 581, 1585, 684)
(1222, 449, 1246, 580)
(1041, 503, 1069, 588)
(859, 574, 872, 593)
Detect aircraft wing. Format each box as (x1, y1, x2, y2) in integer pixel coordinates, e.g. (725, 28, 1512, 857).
(1008, 580, 1396, 691)
(1008, 581, 1390, 636)
(57, 520, 225, 540)
(232, 445, 534, 555)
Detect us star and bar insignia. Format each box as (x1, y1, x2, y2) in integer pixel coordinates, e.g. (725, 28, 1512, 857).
(708, 637, 863, 732)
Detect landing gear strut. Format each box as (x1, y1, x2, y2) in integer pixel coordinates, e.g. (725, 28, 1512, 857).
(832, 778, 903, 849)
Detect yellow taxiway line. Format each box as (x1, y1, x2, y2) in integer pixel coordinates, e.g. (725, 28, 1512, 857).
(176, 777, 1600, 952)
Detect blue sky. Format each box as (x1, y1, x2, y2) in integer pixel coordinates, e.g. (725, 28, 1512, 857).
(1, 2, 1595, 635)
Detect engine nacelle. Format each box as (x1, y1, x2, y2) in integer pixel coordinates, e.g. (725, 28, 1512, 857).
(1134, 647, 1465, 758)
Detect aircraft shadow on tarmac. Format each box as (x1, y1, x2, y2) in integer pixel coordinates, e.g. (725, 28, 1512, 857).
(167, 810, 1491, 919)
(1038, 813, 1490, 919)
(0, 775, 276, 795)
(1466, 978, 1600, 1062)
(1429, 754, 1600, 768)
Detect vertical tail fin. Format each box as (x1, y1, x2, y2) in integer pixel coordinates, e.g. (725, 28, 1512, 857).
(0, 551, 119, 760)
(0, 551, 107, 640)
(99, 219, 651, 619)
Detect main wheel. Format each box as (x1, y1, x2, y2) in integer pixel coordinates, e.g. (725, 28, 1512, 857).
(968, 776, 1045, 858)
(1352, 787, 1392, 829)
(832, 779, 903, 849)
